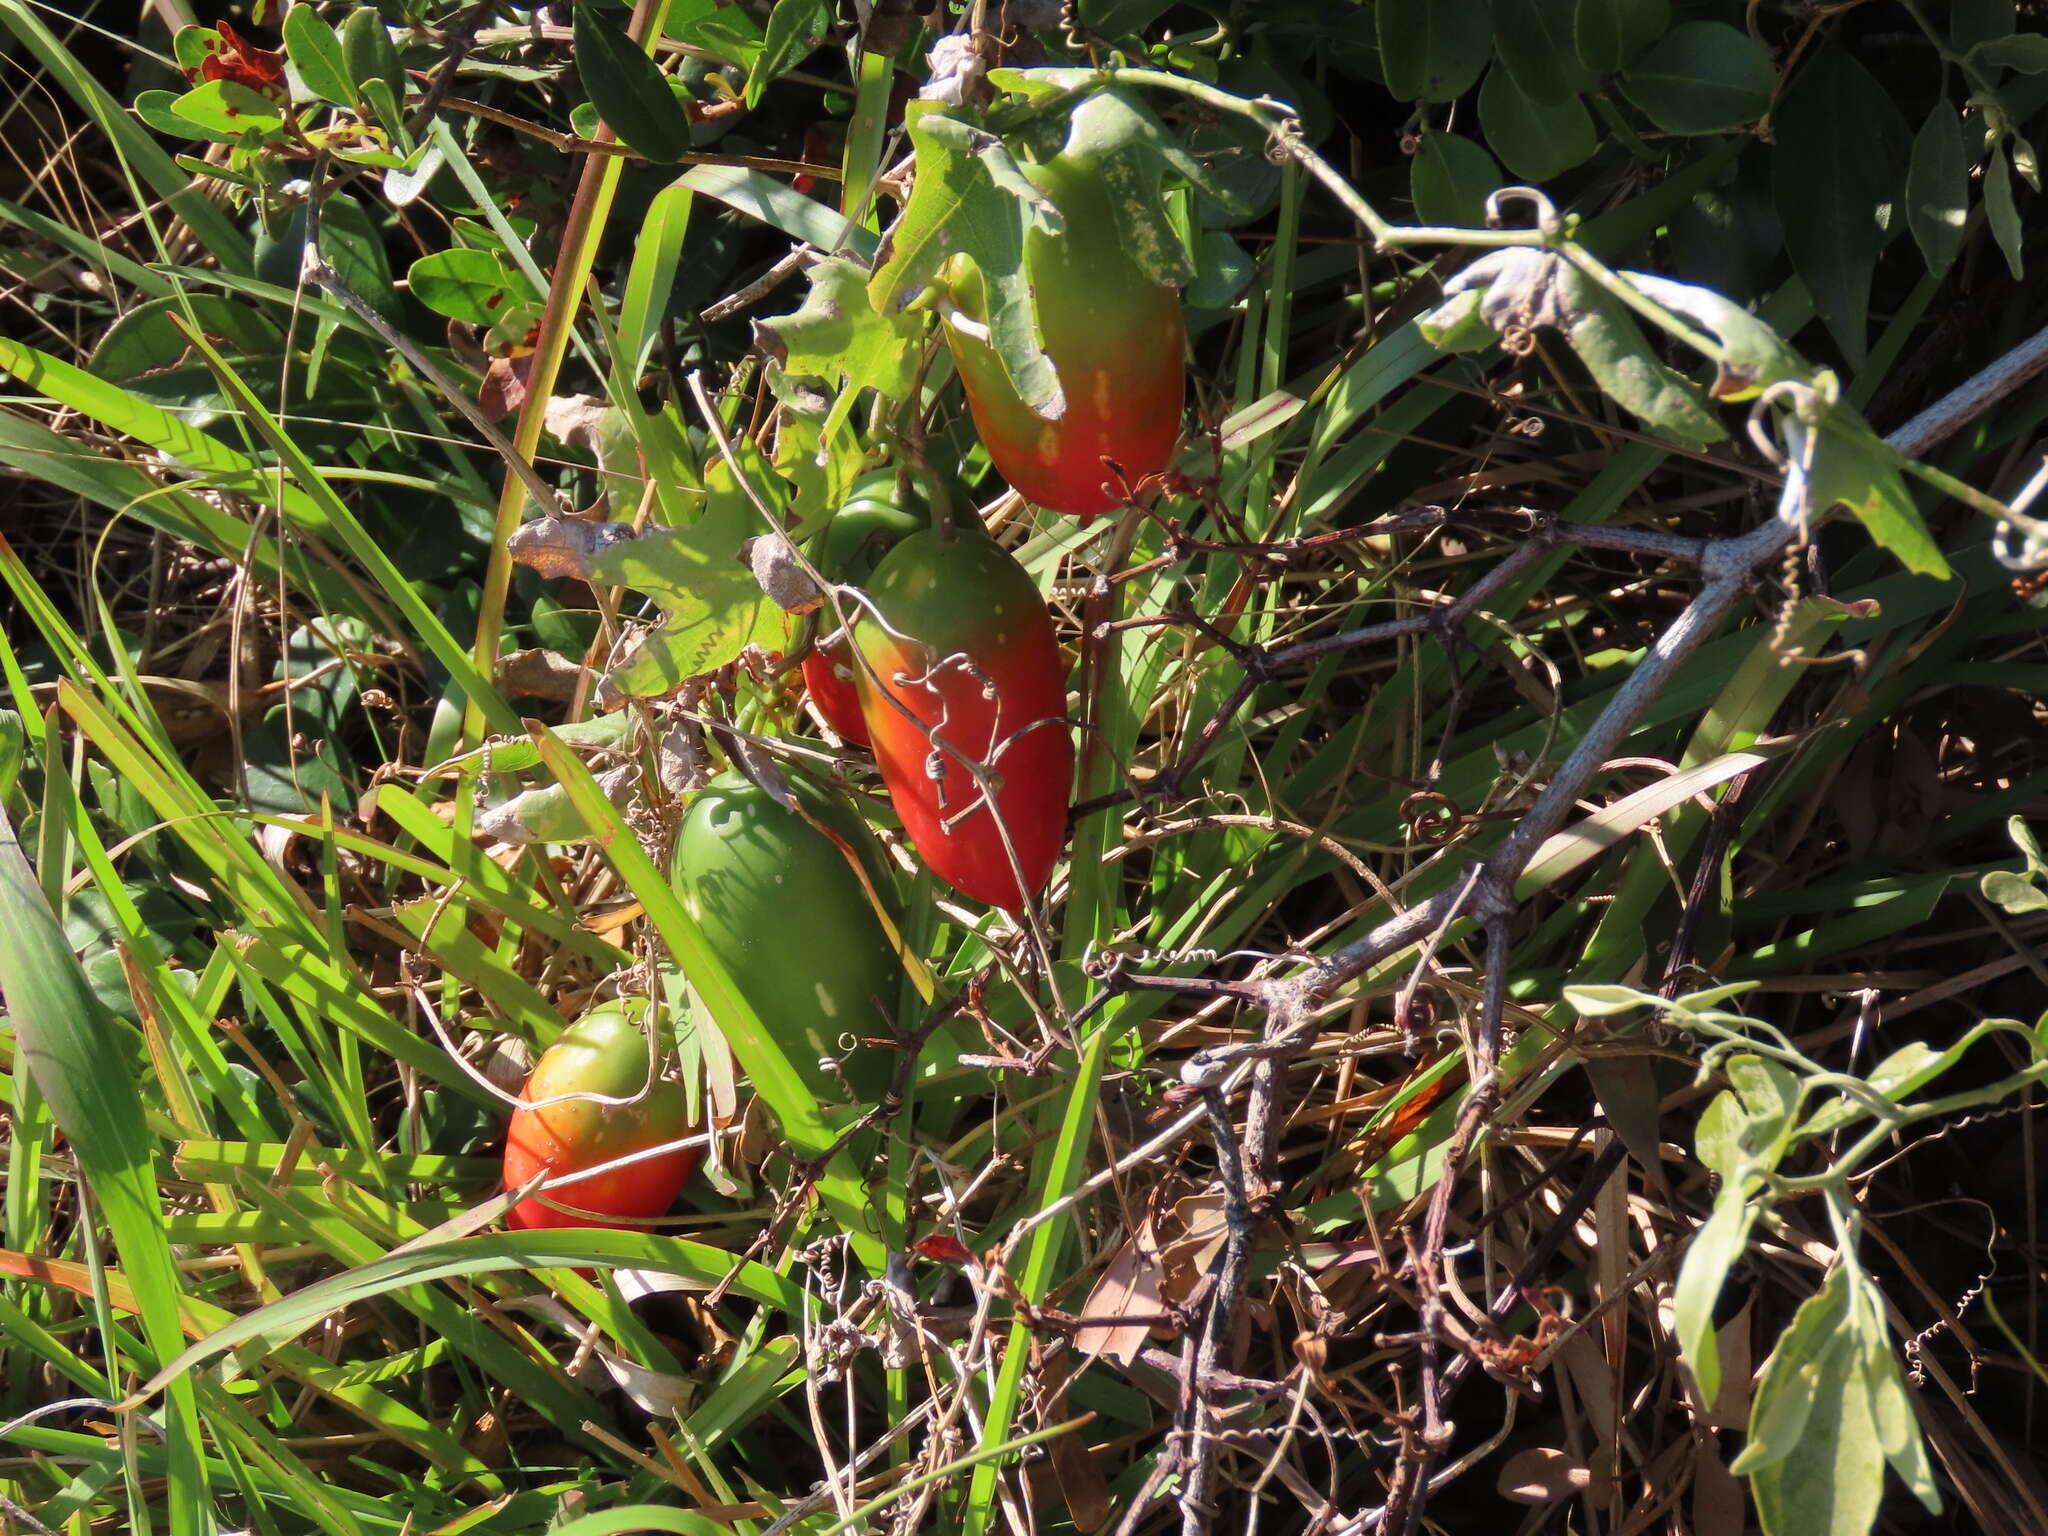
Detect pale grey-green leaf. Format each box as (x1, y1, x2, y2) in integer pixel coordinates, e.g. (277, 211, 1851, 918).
(1906, 101, 1971, 276)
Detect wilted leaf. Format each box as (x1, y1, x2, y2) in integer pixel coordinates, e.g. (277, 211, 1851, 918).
(1416, 288, 1495, 353)
(1497, 1446, 1591, 1504)
(541, 394, 617, 453)
(496, 647, 587, 704)
(474, 763, 637, 844)
(1620, 271, 1809, 399)
(501, 1296, 696, 1415)
(506, 515, 640, 582)
(1074, 1219, 1170, 1366)
(869, 103, 1061, 413)
(1427, 247, 1725, 443)
(480, 352, 536, 420)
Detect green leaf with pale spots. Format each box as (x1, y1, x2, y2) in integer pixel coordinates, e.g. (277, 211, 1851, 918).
(757, 255, 922, 406)
(871, 77, 1237, 420)
(591, 451, 796, 699)
(869, 102, 1064, 416)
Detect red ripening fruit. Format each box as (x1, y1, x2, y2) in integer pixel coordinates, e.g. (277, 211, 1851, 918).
(852, 525, 1072, 911)
(800, 469, 932, 746)
(502, 1003, 696, 1233)
(802, 648, 869, 745)
(938, 150, 1185, 519)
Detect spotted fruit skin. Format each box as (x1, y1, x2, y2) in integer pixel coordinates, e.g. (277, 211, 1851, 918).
(670, 771, 902, 1101)
(940, 155, 1185, 519)
(502, 1004, 696, 1232)
(852, 526, 1072, 911)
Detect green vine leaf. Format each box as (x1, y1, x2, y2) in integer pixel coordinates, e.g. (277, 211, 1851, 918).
(872, 78, 1233, 422)
(1409, 129, 1503, 229)
(869, 102, 1062, 414)
(1808, 417, 1949, 579)
(1616, 21, 1775, 135)
(1378, 0, 1491, 104)
(1906, 100, 1971, 277)
(1573, 0, 1670, 74)
(591, 456, 795, 700)
(757, 255, 923, 410)
(1490, 0, 1596, 106)
(1477, 67, 1597, 183)
(1771, 47, 1910, 367)
(1673, 1184, 1757, 1407)
(1732, 1266, 1855, 1478)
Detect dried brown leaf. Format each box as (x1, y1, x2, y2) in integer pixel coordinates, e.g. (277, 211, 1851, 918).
(1074, 1218, 1169, 1367)
(1496, 1446, 1590, 1505)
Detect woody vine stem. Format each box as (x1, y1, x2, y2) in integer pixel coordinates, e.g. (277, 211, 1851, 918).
(1035, 144, 2048, 1532)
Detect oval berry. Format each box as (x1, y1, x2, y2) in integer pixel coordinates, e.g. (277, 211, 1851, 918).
(852, 526, 1072, 911)
(502, 1003, 696, 1233)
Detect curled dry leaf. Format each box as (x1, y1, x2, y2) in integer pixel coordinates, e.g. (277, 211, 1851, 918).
(1073, 1216, 1170, 1366)
(506, 515, 638, 583)
(659, 721, 712, 796)
(1159, 1191, 1229, 1301)
(726, 733, 796, 812)
(498, 1296, 695, 1416)
(921, 32, 983, 106)
(496, 647, 586, 703)
(1497, 1446, 1592, 1505)
(541, 393, 614, 452)
(479, 350, 536, 421)
(744, 532, 824, 613)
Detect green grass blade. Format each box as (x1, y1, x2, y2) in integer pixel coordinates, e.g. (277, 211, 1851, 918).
(0, 803, 214, 1534)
